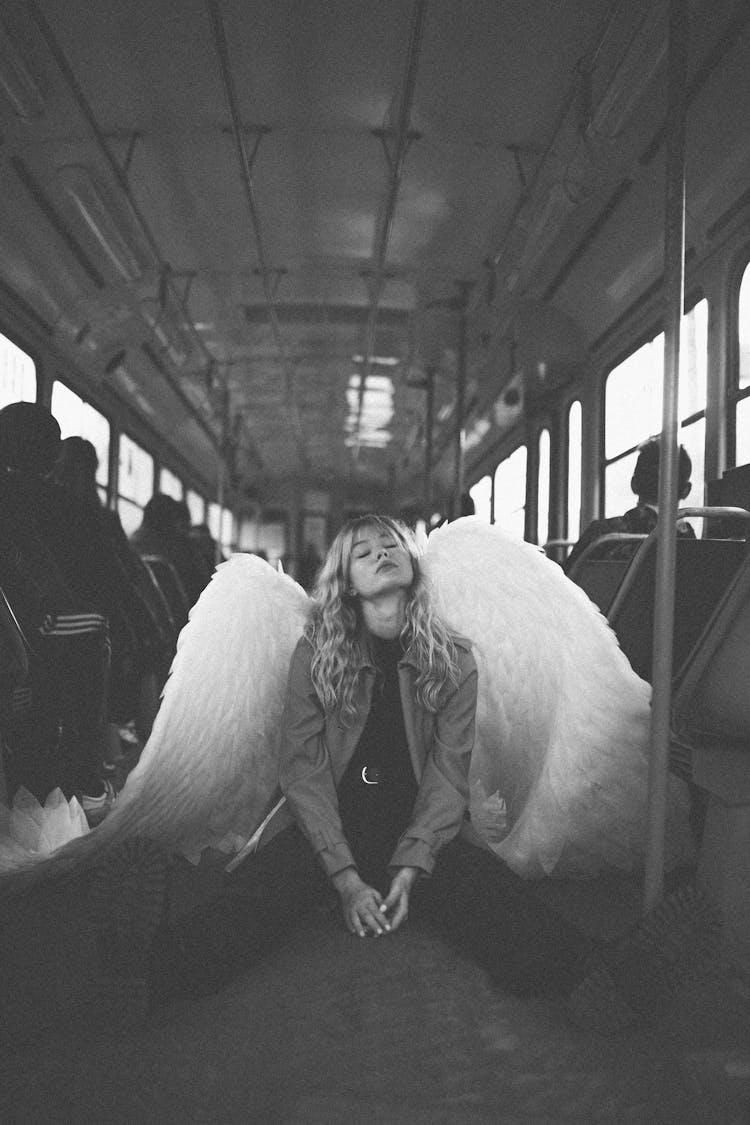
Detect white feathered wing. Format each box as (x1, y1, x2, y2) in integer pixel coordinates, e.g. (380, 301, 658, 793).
(1, 524, 693, 885)
(96, 554, 310, 862)
(423, 517, 693, 878)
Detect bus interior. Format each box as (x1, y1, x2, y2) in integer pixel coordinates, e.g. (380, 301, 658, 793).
(1, 1, 750, 1120)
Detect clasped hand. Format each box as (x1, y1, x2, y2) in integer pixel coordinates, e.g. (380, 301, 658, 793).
(332, 866, 419, 937)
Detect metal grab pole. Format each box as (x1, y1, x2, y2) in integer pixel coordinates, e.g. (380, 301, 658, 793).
(452, 283, 472, 518)
(643, 0, 689, 914)
(424, 366, 435, 520)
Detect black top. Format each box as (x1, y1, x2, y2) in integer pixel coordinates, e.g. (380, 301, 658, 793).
(337, 632, 418, 885)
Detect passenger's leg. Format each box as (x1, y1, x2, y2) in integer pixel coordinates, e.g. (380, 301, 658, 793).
(415, 837, 595, 997)
(147, 826, 329, 1001)
(417, 837, 721, 1033)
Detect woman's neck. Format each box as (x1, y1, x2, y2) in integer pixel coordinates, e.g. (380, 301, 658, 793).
(360, 591, 407, 639)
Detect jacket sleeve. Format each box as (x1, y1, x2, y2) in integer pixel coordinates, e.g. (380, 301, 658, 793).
(278, 638, 357, 878)
(390, 649, 478, 875)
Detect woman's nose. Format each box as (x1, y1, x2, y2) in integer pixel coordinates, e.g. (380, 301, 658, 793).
(377, 546, 388, 559)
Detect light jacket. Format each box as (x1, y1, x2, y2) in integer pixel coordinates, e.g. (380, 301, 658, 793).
(274, 632, 478, 879)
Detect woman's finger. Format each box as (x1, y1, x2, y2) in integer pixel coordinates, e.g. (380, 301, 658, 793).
(387, 890, 409, 932)
(359, 903, 388, 935)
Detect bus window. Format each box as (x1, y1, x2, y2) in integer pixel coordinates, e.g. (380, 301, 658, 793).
(537, 428, 550, 546)
(493, 445, 527, 539)
(257, 519, 287, 567)
(118, 433, 154, 535)
(605, 336, 663, 516)
(0, 331, 36, 408)
(736, 398, 750, 466)
(237, 516, 258, 552)
(159, 466, 183, 500)
(604, 299, 707, 517)
(679, 299, 708, 508)
(186, 489, 205, 525)
(220, 507, 234, 551)
(469, 475, 492, 522)
(207, 502, 221, 541)
(734, 262, 750, 464)
(567, 400, 582, 541)
(51, 380, 110, 495)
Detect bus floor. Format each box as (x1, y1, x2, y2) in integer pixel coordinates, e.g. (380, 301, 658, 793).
(1, 853, 749, 1125)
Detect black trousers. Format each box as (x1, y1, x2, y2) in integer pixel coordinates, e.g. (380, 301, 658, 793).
(148, 823, 595, 1003)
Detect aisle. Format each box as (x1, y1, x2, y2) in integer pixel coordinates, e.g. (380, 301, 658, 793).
(0, 861, 748, 1124)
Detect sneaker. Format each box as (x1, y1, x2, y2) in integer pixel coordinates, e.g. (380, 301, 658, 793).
(88, 837, 169, 980)
(567, 885, 721, 1035)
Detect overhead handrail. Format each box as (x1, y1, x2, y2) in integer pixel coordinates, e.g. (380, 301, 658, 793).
(354, 0, 428, 453)
(29, 2, 244, 463)
(205, 0, 308, 475)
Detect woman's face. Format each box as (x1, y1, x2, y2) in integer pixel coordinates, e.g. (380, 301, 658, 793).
(347, 524, 414, 601)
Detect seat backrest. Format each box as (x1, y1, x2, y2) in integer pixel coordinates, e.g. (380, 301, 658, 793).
(0, 586, 29, 689)
(672, 554, 750, 752)
(141, 554, 190, 631)
(566, 533, 647, 614)
(607, 536, 748, 683)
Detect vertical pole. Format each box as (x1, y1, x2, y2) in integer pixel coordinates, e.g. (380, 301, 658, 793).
(424, 365, 435, 519)
(453, 282, 472, 518)
(643, 0, 688, 913)
(215, 381, 229, 566)
(215, 451, 226, 566)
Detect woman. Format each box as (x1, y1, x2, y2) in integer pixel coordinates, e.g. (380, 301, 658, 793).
(102, 515, 712, 1029)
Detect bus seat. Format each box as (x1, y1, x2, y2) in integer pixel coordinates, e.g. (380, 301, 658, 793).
(542, 538, 575, 567)
(566, 533, 647, 614)
(0, 588, 30, 805)
(0, 587, 29, 689)
(607, 534, 747, 684)
(141, 555, 190, 633)
(669, 552, 750, 979)
(671, 552, 750, 790)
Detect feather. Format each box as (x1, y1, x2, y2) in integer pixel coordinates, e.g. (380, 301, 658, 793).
(422, 517, 693, 877)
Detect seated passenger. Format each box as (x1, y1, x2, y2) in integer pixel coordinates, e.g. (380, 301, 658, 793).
(188, 521, 224, 577)
(565, 439, 695, 573)
(0, 403, 114, 809)
(52, 437, 174, 729)
(130, 494, 209, 617)
(175, 501, 216, 590)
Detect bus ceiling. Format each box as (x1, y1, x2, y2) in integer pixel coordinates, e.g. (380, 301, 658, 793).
(0, 0, 749, 510)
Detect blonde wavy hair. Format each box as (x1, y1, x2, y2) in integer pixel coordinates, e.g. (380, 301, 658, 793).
(305, 514, 460, 719)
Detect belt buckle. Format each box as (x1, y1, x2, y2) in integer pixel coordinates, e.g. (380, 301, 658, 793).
(361, 765, 382, 785)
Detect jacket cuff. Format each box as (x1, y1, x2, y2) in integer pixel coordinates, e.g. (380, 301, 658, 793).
(390, 827, 437, 875)
(314, 836, 357, 879)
